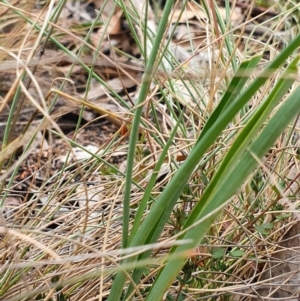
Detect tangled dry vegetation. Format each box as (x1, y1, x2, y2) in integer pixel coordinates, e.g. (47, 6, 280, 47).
(0, 0, 299, 300)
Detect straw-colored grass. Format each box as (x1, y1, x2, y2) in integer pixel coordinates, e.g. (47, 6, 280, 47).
(0, 0, 299, 300)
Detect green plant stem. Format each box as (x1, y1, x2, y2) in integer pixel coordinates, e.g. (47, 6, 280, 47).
(108, 0, 176, 299)
(121, 0, 176, 249)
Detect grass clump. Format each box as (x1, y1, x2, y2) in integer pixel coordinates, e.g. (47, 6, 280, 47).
(0, 0, 300, 300)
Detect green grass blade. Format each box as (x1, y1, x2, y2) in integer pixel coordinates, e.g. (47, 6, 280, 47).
(122, 0, 176, 249)
(128, 31, 300, 252)
(108, 31, 300, 300)
(119, 32, 300, 299)
(198, 55, 261, 140)
(108, 0, 176, 298)
(145, 80, 300, 301)
(129, 114, 183, 243)
(187, 55, 299, 227)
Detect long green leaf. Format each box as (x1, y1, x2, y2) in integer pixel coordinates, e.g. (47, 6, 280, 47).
(198, 55, 261, 141)
(145, 83, 300, 301)
(107, 0, 177, 299)
(122, 0, 176, 250)
(109, 32, 300, 300)
(128, 33, 300, 254)
(109, 17, 300, 301)
(185, 55, 299, 229)
(129, 113, 183, 243)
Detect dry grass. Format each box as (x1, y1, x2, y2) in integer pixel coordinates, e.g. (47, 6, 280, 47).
(0, 0, 299, 300)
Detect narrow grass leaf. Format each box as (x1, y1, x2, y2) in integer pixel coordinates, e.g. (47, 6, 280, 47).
(122, 0, 176, 250)
(108, 0, 176, 298)
(129, 113, 183, 243)
(127, 32, 300, 254)
(145, 84, 300, 301)
(198, 56, 261, 141)
(109, 31, 300, 299)
(186, 55, 299, 226)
